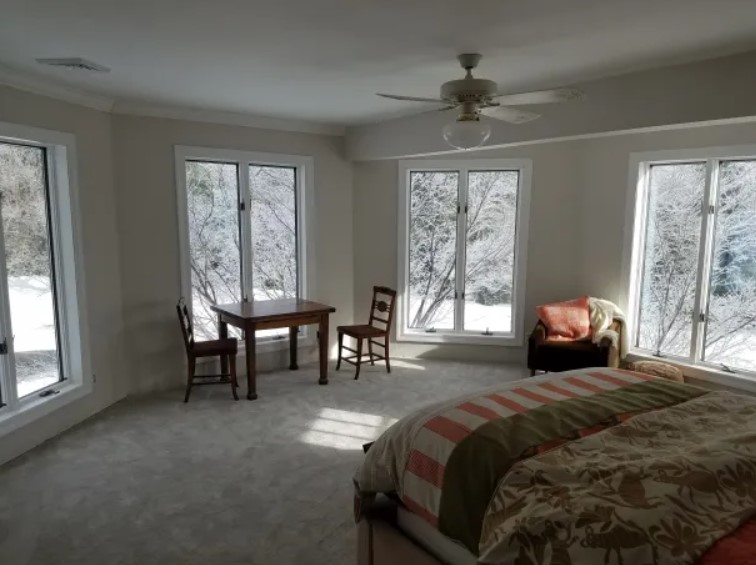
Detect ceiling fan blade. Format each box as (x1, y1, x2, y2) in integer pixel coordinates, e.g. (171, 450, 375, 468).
(480, 106, 541, 124)
(494, 88, 584, 106)
(376, 93, 447, 104)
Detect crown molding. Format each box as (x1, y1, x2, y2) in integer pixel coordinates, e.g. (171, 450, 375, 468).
(0, 63, 115, 112)
(111, 100, 345, 136)
(0, 64, 345, 136)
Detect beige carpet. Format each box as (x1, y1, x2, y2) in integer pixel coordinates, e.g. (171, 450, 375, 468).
(0, 359, 527, 565)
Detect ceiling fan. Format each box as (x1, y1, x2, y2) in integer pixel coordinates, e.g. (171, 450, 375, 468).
(377, 53, 585, 150)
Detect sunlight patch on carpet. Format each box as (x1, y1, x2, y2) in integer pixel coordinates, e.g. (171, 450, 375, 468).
(300, 408, 398, 450)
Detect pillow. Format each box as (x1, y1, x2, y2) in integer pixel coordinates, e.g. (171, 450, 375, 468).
(536, 296, 591, 341)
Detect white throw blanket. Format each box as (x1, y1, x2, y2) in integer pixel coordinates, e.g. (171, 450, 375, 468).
(588, 297, 628, 361)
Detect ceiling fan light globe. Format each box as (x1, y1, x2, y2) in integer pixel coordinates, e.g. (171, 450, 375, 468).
(442, 120, 492, 150)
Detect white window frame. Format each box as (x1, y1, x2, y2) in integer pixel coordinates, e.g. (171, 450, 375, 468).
(0, 121, 92, 437)
(397, 159, 532, 346)
(622, 144, 756, 387)
(175, 146, 315, 351)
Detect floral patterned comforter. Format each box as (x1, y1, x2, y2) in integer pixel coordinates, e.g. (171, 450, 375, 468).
(354, 369, 756, 564)
(478, 391, 756, 564)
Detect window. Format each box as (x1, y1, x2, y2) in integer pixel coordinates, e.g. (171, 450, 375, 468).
(397, 159, 531, 345)
(176, 147, 312, 342)
(627, 147, 756, 376)
(0, 122, 89, 430)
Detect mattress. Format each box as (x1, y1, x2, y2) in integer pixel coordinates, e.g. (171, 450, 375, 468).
(396, 505, 476, 565)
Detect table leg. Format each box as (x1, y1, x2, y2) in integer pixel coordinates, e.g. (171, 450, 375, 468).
(289, 326, 299, 370)
(219, 316, 229, 377)
(318, 314, 329, 385)
(245, 324, 257, 400)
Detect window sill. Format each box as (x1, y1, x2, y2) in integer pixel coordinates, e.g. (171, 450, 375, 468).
(626, 351, 756, 394)
(0, 381, 91, 439)
(397, 331, 522, 347)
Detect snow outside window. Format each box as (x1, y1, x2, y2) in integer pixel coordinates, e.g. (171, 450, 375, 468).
(397, 159, 531, 346)
(175, 147, 312, 343)
(629, 151, 756, 376)
(0, 122, 90, 432)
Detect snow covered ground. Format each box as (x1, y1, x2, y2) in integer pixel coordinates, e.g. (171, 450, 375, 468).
(408, 296, 512, 333)
(8, 276, 59, 397)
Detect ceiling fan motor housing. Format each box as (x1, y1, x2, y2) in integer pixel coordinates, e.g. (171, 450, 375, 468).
(440, 78, 498, 103)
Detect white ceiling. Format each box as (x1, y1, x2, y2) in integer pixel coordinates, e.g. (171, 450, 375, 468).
(2, 0, 756, 127)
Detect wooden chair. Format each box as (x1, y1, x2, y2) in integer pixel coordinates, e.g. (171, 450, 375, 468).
(176, 299, 239, 402)
(336, 286, 397, 380)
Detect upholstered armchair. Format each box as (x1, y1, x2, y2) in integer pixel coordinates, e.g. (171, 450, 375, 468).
(527, 319, 622, 375)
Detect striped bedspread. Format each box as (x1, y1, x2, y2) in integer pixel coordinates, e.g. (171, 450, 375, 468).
(353, 368, 708, 555)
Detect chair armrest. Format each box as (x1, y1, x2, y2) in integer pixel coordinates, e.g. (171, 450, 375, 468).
(598, 320, 622, 349)
(529, 321, 547, 347)
(597, 320, 622, 349)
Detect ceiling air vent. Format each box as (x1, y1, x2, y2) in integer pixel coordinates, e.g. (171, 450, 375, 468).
(36, 58, 110, 73)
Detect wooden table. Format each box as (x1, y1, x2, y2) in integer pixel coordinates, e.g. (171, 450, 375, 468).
(211, 299, 336, 400)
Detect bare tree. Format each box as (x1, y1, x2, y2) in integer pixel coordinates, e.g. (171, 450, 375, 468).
(186, 162, 298, 339)
(637, 161, 756, 371)
(408, 170, 518, 329)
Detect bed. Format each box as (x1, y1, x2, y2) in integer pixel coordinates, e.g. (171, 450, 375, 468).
(353, 368, 756, 564)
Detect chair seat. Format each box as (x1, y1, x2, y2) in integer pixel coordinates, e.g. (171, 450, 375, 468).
(337, 324, 386, 338)
(192, 338, 238, 357)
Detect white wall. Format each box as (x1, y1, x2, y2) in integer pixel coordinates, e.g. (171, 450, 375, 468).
(112, 115, 354, 393)
(353, 141, 584, 363)
(0, 85, 128, 464)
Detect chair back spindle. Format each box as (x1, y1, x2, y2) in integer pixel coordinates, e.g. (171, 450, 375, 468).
(176, 298, 194, 351)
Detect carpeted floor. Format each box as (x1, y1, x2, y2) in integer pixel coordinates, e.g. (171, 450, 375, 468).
(0, 359, 527, 565)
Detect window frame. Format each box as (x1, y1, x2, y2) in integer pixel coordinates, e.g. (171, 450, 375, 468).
(397, 158, 532, 346)
(623, 145, 756, 383)
(0, 121, 92, 437)
(174, 146, 315, 350)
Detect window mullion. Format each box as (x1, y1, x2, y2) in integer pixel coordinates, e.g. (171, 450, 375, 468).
(689, 159, 718, 362)
(454, 169, 468, 332)
(0, 202, 18, 409)
(239, 162, 253, 302)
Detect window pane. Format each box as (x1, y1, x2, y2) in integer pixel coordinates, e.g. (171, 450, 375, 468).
(636, 163, 706, 357)
(249, 165, 297, 338)
(464, 171, 518, 333)
(0, 143, 62, 397)
(408, 171, 458, 330)
(186, 161, 241, 340)
(703, 160, 756, 372)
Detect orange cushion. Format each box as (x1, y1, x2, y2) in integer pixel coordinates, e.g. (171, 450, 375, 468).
(537, 296, 591, 342)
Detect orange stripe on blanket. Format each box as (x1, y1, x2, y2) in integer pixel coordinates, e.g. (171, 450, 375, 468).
(588, 371, 634, 387)
(512, 387, 557, 404)
(486, 393, 528, 413)
(538, 382, 579, 399)
(564, 375, 604, 393)
(458, 401, 500, 421)
(401, 495, 439, 527)
(424, 415, 472, 443)
(406, 449, 445, 488)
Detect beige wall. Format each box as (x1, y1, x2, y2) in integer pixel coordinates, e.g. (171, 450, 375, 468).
(112, 115, 354, 393)
(577, 121, 756, 302)
(353, 141, 585, 363)
(0, 85, 128, 464)
(353, 121, 756, 364)
(3, 81, 756, 463)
